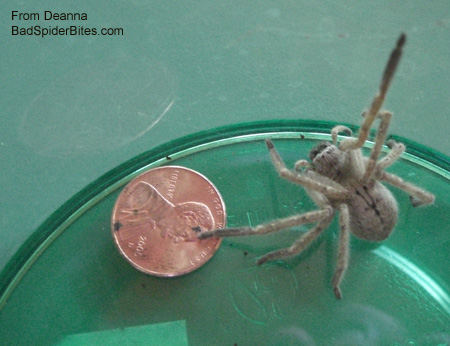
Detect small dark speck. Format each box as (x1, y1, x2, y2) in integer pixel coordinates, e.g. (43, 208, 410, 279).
(300, 134, 305, 139)
(244, 251, 248, 256)
(166, 155, 172, 160)
(133, 209, 139, 215)
(141, 282, 146, 288)
(113, 221, 122, 231)
(191, 226, 202, 233)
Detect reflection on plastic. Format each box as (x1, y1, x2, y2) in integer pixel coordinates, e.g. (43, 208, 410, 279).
(326, 304, 407, 346)
(374, 246, 450, 315)
(269, 305, 407, 346)
(55, 320, 188, 346)
(19, 55, 175, 157)
(272, 326, 316, 346)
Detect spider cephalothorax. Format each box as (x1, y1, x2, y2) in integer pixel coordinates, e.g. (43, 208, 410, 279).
(309, 142, 348, 180)
(199, 34, 434, 299)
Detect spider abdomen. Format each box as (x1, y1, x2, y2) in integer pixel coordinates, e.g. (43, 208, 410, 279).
(346, 181, 398, 241)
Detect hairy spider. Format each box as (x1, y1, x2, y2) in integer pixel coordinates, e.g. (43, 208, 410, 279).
(199, 34, 435, 299)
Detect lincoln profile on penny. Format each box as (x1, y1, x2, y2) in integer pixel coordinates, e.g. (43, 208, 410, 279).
(117, 181, 215, 244)
(112, 166, 225, 277)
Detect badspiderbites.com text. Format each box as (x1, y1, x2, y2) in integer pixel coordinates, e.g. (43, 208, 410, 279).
(11, 11, 124, 38)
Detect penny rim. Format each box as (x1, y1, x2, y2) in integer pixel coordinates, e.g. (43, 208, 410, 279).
(111, 166, 226, 277)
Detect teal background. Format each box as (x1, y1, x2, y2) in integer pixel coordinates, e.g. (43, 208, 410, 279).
(1, 0, 449, 315)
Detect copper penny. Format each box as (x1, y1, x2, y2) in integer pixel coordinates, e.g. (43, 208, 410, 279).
(111, 166, 226, 277)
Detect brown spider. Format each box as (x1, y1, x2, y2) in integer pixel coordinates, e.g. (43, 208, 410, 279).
(199, 34, 435, 299)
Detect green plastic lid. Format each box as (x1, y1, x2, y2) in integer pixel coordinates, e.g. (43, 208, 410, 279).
(1, 121, 449, 345)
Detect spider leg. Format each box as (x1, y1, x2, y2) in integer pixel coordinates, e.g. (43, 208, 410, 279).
(266, 139, 349, 200)
(339, 34, 406, 152)
(256, 208, 335, 265)
(331, 203, 350, 300)
(376, 171, 435, 207)
(198, 207, 333, 239)
(375, 139, 405, 171)
(362, 111, 392, 182)
(294, 159, 311, 171)
(331, 125, 353, 145)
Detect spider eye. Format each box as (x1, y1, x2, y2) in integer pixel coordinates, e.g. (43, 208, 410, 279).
(309, 142, 332, 160)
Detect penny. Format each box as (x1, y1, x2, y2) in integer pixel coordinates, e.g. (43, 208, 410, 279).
(111, 166, 226, 277)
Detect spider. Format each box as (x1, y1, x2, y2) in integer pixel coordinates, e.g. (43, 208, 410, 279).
(199, 33, 435, 299)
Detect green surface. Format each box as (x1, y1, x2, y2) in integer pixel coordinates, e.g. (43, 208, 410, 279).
(1, 1, 450, 345)
(0, 122, 449, 345)
(1, 1, 450, 278)
(56, 321, 188, 346)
